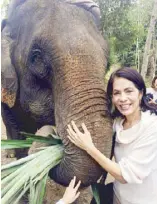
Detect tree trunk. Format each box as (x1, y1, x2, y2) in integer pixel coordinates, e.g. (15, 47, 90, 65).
(155, 28, 157, 75)
(140, 0, 157, 80)
(146, 21, 157, 84)
(146, 50, 156, 85)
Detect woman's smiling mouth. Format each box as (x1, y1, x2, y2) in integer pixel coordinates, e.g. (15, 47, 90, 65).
(119, 104, 131, 111)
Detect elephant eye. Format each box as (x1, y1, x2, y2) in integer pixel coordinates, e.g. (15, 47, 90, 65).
(28, 47, 51, 79)
(30, 49, 42, 64)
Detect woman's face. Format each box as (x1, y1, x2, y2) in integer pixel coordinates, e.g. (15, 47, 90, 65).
(112, 77, 143, 117)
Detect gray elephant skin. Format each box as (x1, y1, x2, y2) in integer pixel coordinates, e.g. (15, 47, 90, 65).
(1, 0, 113, 187)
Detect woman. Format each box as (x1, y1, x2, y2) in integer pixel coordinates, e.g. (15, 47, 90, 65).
(146, 76, 157, 104)
(67, 68, 157, 204)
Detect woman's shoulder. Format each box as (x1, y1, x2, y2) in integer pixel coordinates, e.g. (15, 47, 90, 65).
(142, 110, 157, 119)
(113, 117, 124, 132)
(133, 111, 157, 144)
(141, 110, 157, 131)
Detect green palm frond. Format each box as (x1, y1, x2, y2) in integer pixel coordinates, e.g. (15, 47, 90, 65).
(1, 132, 63, 204)
(1, 132, 100, 204)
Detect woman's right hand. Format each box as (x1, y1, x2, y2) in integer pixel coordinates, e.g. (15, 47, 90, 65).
(67, 121, 95, 152)
(62, 176, 81, 204)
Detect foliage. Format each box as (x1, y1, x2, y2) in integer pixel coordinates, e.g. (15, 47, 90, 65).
(95, 0, 154, 68)
(1, 0, 155, 70)
(1, 0, 10, 18)
(1, 134, 63, 204)
(1, 134, 100, 204)
(91, 183, 101, 204)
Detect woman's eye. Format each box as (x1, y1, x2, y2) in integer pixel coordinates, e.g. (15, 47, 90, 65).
(126, 90, 133, 93)
(113, 92, 119, 95)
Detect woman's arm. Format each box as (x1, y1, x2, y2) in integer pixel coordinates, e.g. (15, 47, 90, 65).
(87, 145, 126, 184)
(67, 121, 126, 184)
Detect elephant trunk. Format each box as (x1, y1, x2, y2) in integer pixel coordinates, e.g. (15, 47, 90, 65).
(49, 54, 113, 187)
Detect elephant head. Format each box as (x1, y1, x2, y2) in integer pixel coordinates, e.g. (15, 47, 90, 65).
(1, 0, 113, 187)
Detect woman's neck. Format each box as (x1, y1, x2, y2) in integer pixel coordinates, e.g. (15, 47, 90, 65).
(123, 110, 141, 129)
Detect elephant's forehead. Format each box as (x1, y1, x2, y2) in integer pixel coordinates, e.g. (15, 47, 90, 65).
(10, 0, 98, 41)
(9, 0, 106, 66)
(34, 10, 102, 55)
(11, 0, 92, 25)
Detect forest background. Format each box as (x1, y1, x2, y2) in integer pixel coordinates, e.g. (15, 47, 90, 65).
(1, 0, 157, 85)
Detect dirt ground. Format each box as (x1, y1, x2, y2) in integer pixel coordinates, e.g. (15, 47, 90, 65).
(1, 120, 114, 203)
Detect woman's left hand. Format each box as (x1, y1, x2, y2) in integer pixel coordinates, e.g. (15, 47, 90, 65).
(67, 121, 95, 152)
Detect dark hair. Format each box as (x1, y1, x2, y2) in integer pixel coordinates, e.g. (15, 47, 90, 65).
(151, 76, 157, 88)
(106, 67, 157, 118)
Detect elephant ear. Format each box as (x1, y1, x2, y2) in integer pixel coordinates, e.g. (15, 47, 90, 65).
(1, 26, 18, 108)
(1, 0, 29, 108)
(66, 0, 101, 30)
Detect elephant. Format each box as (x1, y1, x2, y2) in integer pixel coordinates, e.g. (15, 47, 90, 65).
(1, 0, 113, 190)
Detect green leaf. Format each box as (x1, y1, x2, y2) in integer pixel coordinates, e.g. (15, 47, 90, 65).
(36, 174, 48, 204)
(30, 173, 48, 204)
(1, 145, 64, 204)
(1, 165, 23, 179)
(1, 140, 32, 149)
(12, 185, 29, 204)
(20, 132, 62, 145)
(91, 183, 100, 204)
(1, 132, 62, 150)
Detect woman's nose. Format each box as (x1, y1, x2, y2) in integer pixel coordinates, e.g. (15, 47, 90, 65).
(119, 93, 127, 101)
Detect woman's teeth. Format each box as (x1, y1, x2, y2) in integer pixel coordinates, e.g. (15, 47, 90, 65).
(120, 104, 130, 110)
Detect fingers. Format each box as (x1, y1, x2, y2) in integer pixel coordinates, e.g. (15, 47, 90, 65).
(69, 176, 81, 192)
(71, 121, 89, 134)
(69, 176, 76, 188)
(81, 123, 89, 133)
(63, 176, 81, 203)
(68, 121, 87, 134)
(67, 129, 77, 143)
(74, 180, 81, 191)
(68, 121, 87, 135)
(67, 124, 76, 136)
(67, 129, 73, 138)
(67, 121, 87, 148)
(67, 134, 76, 145)
(71, 121, 80, 134)
(74, 191, 80, 200)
